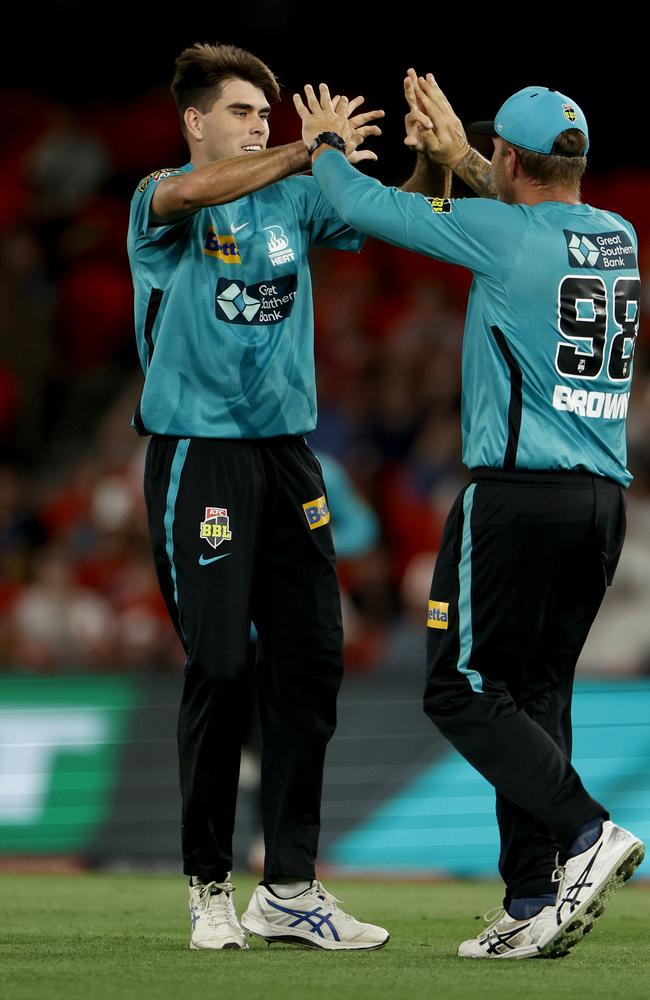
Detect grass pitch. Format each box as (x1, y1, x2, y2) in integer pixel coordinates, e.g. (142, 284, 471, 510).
(1, 873, 648, 1000)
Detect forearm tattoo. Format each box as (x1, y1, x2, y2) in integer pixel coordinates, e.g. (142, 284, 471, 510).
(454, 149, 498, 198)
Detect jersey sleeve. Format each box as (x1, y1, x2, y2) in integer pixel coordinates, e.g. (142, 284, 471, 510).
(312, 150, 527, 280)
(129, 169, 193, 248)
(295, 175, 365, 252)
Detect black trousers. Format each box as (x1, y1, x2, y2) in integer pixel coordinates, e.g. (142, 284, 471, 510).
(424, 469, 625, 904)
(144, 435, 344, 884)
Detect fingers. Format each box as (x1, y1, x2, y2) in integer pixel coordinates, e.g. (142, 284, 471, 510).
(302, 83, 324, 114)
(406, 108, 434, 131)
(348, 149, 378, 163)
(349, 107, 385, 128)
(404, 70, 420, 113)
(319, 82, 340, 114)
(417, 74, 453, 116)
(355, 124, 382, 139)
(347, 95, 365, 115)
(292, 92, 309, 119)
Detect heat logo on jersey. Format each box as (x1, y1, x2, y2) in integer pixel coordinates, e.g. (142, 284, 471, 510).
(303, 496, 330, 530)
(264, 225, 295, 266)
(203, 227, 242, 264)
(562, 104, 577, 122)
(215, 276, 297, 325)
(425, 197, 452, 214)
(427, 600, 449, 629)
(564, 230, 637, 270)
(199, 507, 232, 548)
(137, 167, 183, 192)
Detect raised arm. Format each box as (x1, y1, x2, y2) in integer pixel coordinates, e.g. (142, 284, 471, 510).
(152, 97, 383, 224)
(401, 72, 451, 197)
(151, 144, 310, 223)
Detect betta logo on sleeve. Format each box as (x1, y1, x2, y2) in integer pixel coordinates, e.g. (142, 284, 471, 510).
(427, 600, 449, 629)
(303, 496, 331, 530)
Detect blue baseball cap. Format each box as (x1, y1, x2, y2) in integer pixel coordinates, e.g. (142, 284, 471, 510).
(469, 86, 589, 156)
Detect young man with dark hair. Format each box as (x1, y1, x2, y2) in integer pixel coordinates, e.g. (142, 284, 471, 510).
(127, 42, 445, 952)
(294, 75, 644, 960)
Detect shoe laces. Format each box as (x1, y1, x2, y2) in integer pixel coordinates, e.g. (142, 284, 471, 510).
(552, 853, 565, 885)
(309, 880, 346, 915)
(482, 906, 506, 926)
(197, 879, 239, 929)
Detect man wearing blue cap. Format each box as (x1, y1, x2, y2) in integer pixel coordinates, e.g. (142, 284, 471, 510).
(292, 74, 644, 959)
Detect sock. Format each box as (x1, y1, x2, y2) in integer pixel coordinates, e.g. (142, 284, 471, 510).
(266, 880, 312, 898)
(568, 815, 605, 858)
(509, 894, 556, 919)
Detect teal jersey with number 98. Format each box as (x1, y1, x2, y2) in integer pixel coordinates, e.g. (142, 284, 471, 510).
(127, 163, 363, 439)
(312, 152, 640, 487)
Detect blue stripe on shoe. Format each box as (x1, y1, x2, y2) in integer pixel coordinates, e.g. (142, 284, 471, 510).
(264, 898, 340, 941)
(164, 439, 190, 625)
(457, 484, 484, 693)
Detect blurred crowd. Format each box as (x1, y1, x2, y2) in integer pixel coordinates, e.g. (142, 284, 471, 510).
(1, 87, 649, 678)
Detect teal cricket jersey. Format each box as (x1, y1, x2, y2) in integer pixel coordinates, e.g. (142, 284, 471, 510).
(313, 151, 640, 487)
(127, 163, 363, 438)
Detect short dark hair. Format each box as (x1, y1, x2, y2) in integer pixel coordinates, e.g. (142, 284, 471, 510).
(171, 42, 281, 134)
(511, 129, 587, 192)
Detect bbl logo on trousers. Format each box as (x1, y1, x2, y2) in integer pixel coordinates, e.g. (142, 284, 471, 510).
(199, 507, 233, 548)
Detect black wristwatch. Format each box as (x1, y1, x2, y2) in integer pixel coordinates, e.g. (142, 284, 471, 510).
(307, 131, 347, 156)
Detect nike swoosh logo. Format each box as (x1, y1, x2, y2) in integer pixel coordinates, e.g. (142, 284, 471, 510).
(231, 222, 249, 234)
(198, 553, 232, 566)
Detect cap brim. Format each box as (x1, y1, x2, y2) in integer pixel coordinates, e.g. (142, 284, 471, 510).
(467, 120, 496, 135)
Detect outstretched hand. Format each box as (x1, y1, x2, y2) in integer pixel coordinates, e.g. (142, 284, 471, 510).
(404, 70, 435, 154)
(293, 83, 384, 164)
(403, 68, 470, 166)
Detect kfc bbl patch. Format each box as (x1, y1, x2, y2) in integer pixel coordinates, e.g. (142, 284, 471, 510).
(562, 104, 577, 122)
(425, 197, 452, 214)
(199, 507, 232, 548)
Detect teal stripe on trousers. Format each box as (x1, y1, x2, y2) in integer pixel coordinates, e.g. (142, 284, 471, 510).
(458, 484, 483, 693)
(164, 439, 190, 616)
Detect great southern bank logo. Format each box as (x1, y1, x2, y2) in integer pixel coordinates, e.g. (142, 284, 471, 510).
(215, 276, 297, 325)
(564, 229, 637, 270)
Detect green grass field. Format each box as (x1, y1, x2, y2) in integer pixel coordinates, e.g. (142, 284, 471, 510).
(1, 873, 649, 1000)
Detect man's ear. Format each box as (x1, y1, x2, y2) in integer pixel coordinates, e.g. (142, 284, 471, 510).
(506, 145, 520, 181)
(184, 106, 203, 141)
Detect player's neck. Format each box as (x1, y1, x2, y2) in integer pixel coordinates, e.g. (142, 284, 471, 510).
(514, 182, 581, 207)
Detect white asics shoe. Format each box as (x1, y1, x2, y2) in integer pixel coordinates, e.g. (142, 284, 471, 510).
(240, 880, 390, 950)
(189, 877, 248, 950)
(458, 905, 576, 959)
(539, 820, 645, 956)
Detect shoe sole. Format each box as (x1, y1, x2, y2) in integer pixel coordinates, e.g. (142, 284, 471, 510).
(240, 912, 389, 951)
(458, 944, 566, 960)
(190, 940, 248, 950)
(538, 840, 645, 958)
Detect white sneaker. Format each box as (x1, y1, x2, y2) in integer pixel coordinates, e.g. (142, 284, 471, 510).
(240, 880, 390, 950)
(458, 905, 576, 959)
(189, 877, 248, 950)
(537, 820, 645, 957)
